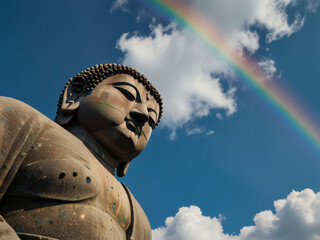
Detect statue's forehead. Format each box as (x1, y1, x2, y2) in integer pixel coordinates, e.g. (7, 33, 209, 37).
(100, 74, 136, 84)
(99, 74, 144, 91)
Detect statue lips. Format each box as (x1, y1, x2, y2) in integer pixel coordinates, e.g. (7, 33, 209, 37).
(125, 117, 142, 136)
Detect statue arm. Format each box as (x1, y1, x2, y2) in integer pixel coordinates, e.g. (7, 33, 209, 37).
(0, 97, 48, 200)
(0, 97, 50, 239)
(122, 184, 152, 240)
(0, 216, 21, 240)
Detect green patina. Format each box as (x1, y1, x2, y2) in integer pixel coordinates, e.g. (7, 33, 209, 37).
(120, 216, 127, 225)
(58, 206, 68, 218)
(1, 164, 17, 172)
(1, 164, 8, 169)
(112, 202, 116, 213)
(5, 106, 12, 112)
(30, 132, 36, 141)
(46, 219, 53, 224)
(0, 118, 7, 127)
(95, 102, 125, 115)
(35, 218, 42, 224)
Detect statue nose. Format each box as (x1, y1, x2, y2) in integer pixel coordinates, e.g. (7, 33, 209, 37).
(130, 103, 149, 124)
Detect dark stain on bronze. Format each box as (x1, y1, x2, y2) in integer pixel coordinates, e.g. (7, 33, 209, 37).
(59, 173, 65, 179)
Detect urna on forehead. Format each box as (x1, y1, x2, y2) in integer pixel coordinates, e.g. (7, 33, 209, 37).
(56, 63, 163, 125)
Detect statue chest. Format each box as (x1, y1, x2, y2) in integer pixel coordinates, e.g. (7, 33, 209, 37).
(0, 132, 132, 239)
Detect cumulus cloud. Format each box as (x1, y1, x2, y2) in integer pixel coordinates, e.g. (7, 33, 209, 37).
(117, 24, 237, 132)
(258, 58, 277, 79)
(153, 189, 320, 240)
(116, 0, 308, 135)
(153, 206, 235, 240)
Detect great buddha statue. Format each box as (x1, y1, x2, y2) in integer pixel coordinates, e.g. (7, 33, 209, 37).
(0, 64, 163, 240)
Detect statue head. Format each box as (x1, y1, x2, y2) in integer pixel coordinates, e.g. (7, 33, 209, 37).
(55, 64, 163, 176)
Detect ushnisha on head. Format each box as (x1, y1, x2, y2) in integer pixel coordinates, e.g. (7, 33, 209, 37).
(55, 64, 163, 176)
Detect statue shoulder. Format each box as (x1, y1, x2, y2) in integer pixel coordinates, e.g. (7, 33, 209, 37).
(0, 96, 50, 127)
(7, 157, 102, 202)
(0, 96, 51, 200)
(122, 184, 152, 240)
(5, 117, 103, 202)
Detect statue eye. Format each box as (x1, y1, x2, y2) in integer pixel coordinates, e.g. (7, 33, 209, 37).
(148, 116, 156, 129)
(147, 108, 158, 129)
(115, 86, 136, 101)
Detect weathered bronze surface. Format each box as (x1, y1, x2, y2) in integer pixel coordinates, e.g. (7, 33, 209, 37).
(0, 64, 162, 240)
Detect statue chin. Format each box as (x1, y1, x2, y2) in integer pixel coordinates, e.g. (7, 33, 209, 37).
(91, 125, 145, 162)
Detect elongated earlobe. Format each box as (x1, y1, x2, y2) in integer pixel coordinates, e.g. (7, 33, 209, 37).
(117, 161, 131, 177)
(61, 88, 80, 114)
(55, 111, 73, 126)
(56, 77, 85, 126)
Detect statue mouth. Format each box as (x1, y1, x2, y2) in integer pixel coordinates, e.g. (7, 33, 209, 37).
(125, 117, 142, 135)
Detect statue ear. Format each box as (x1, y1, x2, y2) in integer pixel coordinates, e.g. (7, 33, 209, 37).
(56, 77, 86, 126)
(117, 161, 131, 177)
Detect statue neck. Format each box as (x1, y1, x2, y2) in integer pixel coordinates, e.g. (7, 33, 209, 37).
(65, 122, 118, 175)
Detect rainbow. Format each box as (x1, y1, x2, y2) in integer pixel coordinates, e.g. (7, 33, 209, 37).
(142, 0, 320, 152)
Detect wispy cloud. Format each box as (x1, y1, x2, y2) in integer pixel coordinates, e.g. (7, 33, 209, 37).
(186, 127, 204, 136)
(206, 130, 215, 135)
(216, 113, 223, 120)
(110, 0, 128, 12)
(258, 58, 277, 79)
(306, 0, 320, 12)
(186, 127, 214, 137)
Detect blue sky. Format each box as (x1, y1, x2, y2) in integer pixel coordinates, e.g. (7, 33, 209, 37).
(1, 0, 320, 239)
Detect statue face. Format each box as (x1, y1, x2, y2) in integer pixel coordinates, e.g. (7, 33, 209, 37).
(76, 74, 160, 161)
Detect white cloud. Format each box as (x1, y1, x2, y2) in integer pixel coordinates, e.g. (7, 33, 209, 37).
(187, 0, 304, 43)
(116, 0, 308, 135)
(232, 30, 260, 54)
(186, 127, 204, 136)
(186, 127, 215, 136)
(153, 189, 320, 240)
(117, 24, 237, 132)
(251, 1, 304, 43)
(111, 0, 128, 12)
(216, 113, 223, 120)
(306, 0, 320, 12)
(153, 206, 236, 240)
(206, 130, 215, 135)
(258, 58, 277, 79)
(136, 12, 142, 23)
